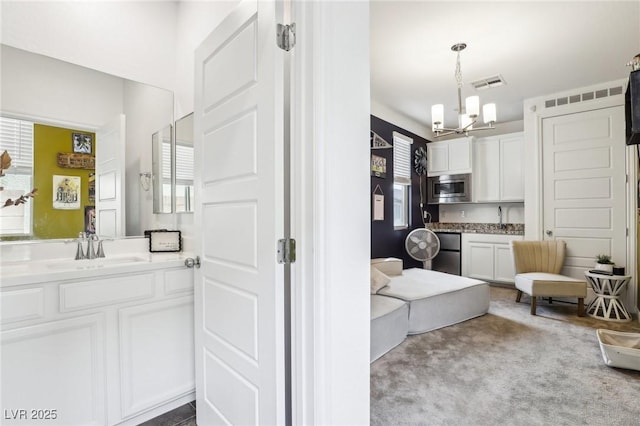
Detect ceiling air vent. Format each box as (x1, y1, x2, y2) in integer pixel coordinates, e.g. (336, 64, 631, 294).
(471, 75, 506, 91)
(544, 86, 624, 109)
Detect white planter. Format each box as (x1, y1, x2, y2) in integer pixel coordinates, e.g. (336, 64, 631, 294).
(595, 263, 614, 273)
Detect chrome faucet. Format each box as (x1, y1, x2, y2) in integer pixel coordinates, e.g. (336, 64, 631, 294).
(87, 234, 98, 259)
(75, 232, 87, 260)
(498, 206, 505, 229)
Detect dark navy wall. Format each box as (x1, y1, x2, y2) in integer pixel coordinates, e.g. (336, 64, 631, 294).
(370, 115, 439, 269)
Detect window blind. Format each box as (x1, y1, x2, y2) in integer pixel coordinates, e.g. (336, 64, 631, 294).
(393, 132, 413, 185)
(0, 116, 33, 172)
(175, 143, 194, 183)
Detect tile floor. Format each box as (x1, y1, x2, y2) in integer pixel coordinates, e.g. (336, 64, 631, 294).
(139, 401, 196, 426)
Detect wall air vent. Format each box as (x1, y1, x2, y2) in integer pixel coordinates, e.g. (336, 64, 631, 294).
(471, 75, 506, 90)
(544, 86, 624, 109)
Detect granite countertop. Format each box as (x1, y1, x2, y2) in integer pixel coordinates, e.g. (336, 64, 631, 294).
(426, 222, 524, 235)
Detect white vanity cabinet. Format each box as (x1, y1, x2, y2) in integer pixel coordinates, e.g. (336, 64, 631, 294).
(0, 264, 194, 426)
(427, 137, 473, 176)
(473, 132, 524, 202)
(462, 233, 523, 284)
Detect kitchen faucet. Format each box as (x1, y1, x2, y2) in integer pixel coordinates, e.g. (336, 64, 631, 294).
(498, 206, 505, 229)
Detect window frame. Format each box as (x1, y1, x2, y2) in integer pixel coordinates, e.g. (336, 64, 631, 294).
(392, 132, 413, 230)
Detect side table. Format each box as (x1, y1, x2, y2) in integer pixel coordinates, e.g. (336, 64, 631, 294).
(584, 271, 631, 322)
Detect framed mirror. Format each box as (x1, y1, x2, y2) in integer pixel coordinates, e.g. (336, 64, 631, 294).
(152, 125, 173, 214)
(174, 113, 194, 213)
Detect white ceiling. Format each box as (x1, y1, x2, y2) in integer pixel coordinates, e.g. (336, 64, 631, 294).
(370, 1, 640, 133)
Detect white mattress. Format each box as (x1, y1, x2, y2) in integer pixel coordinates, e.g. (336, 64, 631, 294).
(370, 295, 409, 362)
(377, 268, 490, 335)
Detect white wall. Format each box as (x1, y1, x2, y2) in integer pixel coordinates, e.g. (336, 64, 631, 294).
(305, 1, 371, 424)
(370, 99, 430, 139)
(1, 1, 177, 92)
(122, 80, 174, 235)
(174, 0, 240, 118)
(0, 45, 124, 128)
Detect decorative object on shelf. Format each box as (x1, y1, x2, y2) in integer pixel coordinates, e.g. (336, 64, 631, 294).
(371, 154, 386, 178)
(52, 175, 80, 210)
(72, 132, 92, 154)
(431, 43, 498, 137)
(0, 150, 38, 207)
(594, 254, 615, 273)
(57, 152, 95, 169)
(372, 184, 384, 221)
(370, 131, 392, 149)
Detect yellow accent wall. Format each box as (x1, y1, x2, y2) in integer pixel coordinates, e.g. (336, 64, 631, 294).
(33, 124, 95, 239)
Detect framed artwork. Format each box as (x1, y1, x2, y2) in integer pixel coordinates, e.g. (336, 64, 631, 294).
(52, 175, 81, 209)
(371, 154, 386, 178)
(72, 132, 92, 154)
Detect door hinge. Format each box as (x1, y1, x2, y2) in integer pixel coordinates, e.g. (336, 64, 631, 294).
(277, 238, 296, 264)
(277, 23, 296, 51)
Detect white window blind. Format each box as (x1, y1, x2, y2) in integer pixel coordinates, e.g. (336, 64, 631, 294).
(0, 116, 34, 172)
(161, 141, 172, 180)
(393, 132, 413, 185)
(175, 143, 194, 183)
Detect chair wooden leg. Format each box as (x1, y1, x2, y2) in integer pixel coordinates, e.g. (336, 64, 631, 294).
(516, 290, 523, 303)
(577, 298, 585, 317)
(530, 297, 537, 315)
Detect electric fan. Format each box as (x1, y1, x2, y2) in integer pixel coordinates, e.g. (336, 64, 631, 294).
(405, 228, 440, 269)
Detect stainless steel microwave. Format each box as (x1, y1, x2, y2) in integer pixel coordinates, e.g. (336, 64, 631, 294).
(427, 173, 472, 204)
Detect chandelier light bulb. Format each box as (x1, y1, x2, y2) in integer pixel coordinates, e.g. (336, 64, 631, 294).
(431, 104, 444, 128)
(483, 103, 497, 123)
(465, 96, 480, 118)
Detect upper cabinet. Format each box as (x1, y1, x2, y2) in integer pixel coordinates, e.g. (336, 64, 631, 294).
(427, 136, 473, 176)
(473, 132, 524, 202)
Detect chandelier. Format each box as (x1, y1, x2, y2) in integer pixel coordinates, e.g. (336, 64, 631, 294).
(431, 43, 497, 137)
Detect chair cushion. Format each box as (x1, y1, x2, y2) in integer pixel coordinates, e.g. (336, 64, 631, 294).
(371, 266, 391, 294)
(515, 272, 587, 298)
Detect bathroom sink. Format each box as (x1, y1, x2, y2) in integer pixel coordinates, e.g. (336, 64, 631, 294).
(45, 256, 149, 270)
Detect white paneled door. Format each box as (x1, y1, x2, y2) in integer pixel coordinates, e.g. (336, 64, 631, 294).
(96, 114, 125, 237)
(193, 0, 285, 425)
(542, 106, 627, 279)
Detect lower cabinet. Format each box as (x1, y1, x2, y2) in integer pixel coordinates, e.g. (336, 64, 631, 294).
(0, 266, 194, 426)
(461, 233, 524, 284)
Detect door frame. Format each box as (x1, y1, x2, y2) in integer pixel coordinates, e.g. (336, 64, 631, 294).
(523, 78, 638, 314)
(290, 1, 371, 424)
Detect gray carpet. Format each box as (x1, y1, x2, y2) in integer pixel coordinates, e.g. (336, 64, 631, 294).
(371, 286, 640, 426)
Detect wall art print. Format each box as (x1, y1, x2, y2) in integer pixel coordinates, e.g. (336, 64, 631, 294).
(371, 154, 386, 178)
(53, 175, 81, 210)
(72, 132, 92, 154)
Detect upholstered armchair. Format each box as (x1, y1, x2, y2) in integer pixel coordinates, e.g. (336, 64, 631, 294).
(510, 240, 587, 316)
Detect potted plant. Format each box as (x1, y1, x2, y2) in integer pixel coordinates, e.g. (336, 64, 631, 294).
(595, 254, 614, 273)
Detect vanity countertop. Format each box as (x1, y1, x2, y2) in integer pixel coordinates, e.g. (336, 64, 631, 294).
(426, 222, 524, 236)
(0, 252, 192, 287)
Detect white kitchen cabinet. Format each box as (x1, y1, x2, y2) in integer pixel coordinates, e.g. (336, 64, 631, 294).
(473, 132, 524, 202)
(0, 264, 194, 426)
(462, 233, 523, 283)
(427, 137, 473, 176)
